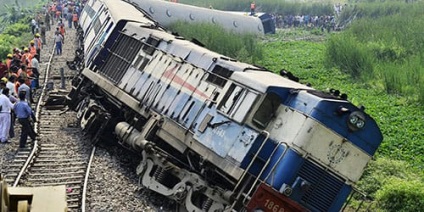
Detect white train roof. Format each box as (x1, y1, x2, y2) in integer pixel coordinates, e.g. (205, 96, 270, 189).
(230, 70, 313, 92)
(103, 0, 153, 23)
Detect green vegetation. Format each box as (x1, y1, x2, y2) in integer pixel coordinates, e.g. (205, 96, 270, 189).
(168, 21, 263, 64)
(259, 29, 424, 211)
(358, 158, 424, 211)
(327, 2, 424, 104)
(0, 0, 45, 56)
(0, 0, 42, 24)
(324, 4, 424, 209)
(0, 22, 32, 58)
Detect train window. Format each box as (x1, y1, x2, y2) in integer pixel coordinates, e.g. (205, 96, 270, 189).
(206, 65, 232, 87)
(134, 54, 150, 72)
(142, 36, 160, 55)
(86, 5, 96, 18)
(134, 55, 143, 68)
(252, 93, 281, 129)
(93, 18, 102, 34)
(232, 91, 257, 122)
(219, 84, 243, 115)
(139, 58, 150, 72)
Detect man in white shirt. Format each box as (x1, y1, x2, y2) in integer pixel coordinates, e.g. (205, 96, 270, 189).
(31, 19, 37, 35)
(0, 88, 14, 143)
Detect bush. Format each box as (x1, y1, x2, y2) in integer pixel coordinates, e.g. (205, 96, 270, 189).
(0, 34, 18, 58)
(324, 34, 374, 78)
(0, 22, 33, 58)
(168, 21, 263, 64)
(2, 22, 30, 37)
(354, 158, 424, 211)
(357, 158, 415, 199)
(376, 178, 424, 212)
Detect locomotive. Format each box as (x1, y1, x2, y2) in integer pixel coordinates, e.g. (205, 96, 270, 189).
(68, 0, 383, 211)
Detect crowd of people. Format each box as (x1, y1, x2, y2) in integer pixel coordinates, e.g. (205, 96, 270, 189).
(274, 15, 338, 32)
(270, 4, 349, 32)
(0, 0, 84, 150)
(0, 41, 40, 149)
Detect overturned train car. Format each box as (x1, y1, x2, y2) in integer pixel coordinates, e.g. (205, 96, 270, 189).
(68, 0, 383, 211)
(127, 0, 275, 35)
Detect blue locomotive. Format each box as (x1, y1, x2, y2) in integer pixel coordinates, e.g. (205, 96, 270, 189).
(68, 0, 383, 211)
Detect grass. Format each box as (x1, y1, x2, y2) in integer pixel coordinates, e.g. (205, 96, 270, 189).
(260, 30, 424, 166)
(168, 21, 263, 64)
(258, 31, 424, 170)
(257, 30, 424, 210)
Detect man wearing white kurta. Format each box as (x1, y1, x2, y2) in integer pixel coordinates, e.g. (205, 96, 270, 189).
(0, 88, 14, 143)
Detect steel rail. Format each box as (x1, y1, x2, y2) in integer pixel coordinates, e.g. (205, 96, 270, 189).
(81, 146, 96, 212)
(12, 44, 57, 187)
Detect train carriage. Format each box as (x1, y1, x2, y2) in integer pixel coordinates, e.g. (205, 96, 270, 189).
(127, 0, 275, 35)
(68, 0, 383, 211)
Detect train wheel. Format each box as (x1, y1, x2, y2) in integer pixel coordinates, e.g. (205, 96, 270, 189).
(76, 98, 90, 120)
(80, 105, 100, 133)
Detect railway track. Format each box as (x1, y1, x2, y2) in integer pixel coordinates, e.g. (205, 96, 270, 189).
(2, 28, 96, 211)
(0, 26, 171, 212)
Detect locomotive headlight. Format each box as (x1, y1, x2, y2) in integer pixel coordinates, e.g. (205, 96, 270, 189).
(356, 119, 365, 128)
(349, 115, 358, 124)
(347, 111, 366, 131)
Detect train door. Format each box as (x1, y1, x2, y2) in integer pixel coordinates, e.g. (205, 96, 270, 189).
(84, 7, 110, 66)
(195, 83, 259, 157)
(145, 58, 182, 109)
(129, 51, 163, 98)
(85, 17, 112, 67)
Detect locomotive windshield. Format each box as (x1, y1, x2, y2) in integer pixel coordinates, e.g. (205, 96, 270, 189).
(252, 92, 281, 129)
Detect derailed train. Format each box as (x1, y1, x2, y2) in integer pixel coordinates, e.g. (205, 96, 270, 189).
(68, 0, 383, 211)
(127, 0, 276, 35)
